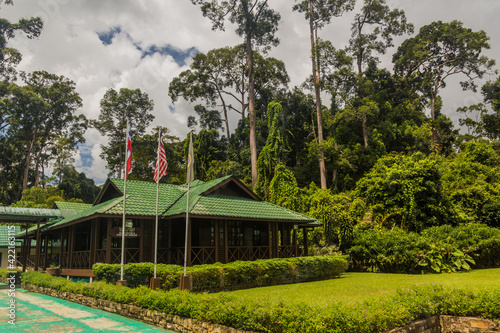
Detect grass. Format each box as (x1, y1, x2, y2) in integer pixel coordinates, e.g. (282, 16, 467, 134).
(225, 268, 500, 306)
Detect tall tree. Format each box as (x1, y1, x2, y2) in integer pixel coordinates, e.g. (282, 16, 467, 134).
(480, 77, 500, 141)
(57, 165, 100, 204)
(349, 0, 413, 147)
(256, 101, 286, 199)
(2, 71, 84, 191)
(94, 88, 154, 178)
(190, 0, 281, 189)
(169, 45, 288, 147)
(293, 0, 355, 189)
(127, 127, 184, 183)
(0, 0, 43, 81)
(393, 20, 495, 149)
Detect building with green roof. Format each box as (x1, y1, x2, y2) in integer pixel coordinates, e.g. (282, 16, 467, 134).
(0, 226, 21, 269)
(17, 176, 320, 277)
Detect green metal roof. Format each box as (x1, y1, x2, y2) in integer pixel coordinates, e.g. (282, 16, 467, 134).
(53, 201, 92, 218)
(190, 195, 318, 222)
(14, 222, 56, 238)
(0, 225, 21, 247)
(50, 196, 124, 227)
(0, 206, 62, 222)
(40, 176, 320, 230)
(165, 175, 233, 216)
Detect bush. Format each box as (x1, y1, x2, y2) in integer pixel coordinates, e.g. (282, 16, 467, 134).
(21, 270, 500, 333)
(0, 268, 22, 283)
(348, 223, 500, 273)
(93, 256, 348, 292)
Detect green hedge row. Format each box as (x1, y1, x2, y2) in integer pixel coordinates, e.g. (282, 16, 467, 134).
(92, 256, 349, 291)
(348, 223, 500, 273)
(22, 270, 500, 333)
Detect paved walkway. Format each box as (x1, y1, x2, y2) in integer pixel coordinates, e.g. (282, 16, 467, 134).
(0, 284, 176, 332)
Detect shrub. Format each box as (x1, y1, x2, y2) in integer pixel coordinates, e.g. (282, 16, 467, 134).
(20, 271, 500, 333)
(349, 224, 500, 273)
(93, 256, 348, 292)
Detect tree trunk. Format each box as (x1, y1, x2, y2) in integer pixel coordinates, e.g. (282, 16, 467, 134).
(362, 113, 368, 148)
(430, 93, 439, 151)
(309, 1, 327, 189)
(22, 149, 31, 192)
(246, 31, 258, 189)
(22, 129, 38, 191)
(34, 149, 41, 187)
(217, 88, 231, 146)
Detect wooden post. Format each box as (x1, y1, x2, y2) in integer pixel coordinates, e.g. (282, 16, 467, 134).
(268, 222, 272, 259)
(304, 228, 309, 256)
(274, 223, 279, 258)
(167, 221, 172, 264)
(214, 220, 219, 262)
(293, 228, 298, 257)
(42, 234, 48, 269)
(106, 219, 112, 264)
(224, 221, 228, 263)
(22, 224, 28, 272)
(68, 225, 75, 269)
(34, 221, 41, 272)
(139, 220, 144, 262)
(90, 220, 97, 268)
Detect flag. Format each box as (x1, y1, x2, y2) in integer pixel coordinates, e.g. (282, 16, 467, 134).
(125, 121, 132, 177)
(186, 132, 194, 184)
(154, 132, 168, 183)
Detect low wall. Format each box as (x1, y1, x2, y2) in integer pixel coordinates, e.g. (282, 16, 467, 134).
(388, 315, 500, 333)
(21, 283, 257, 333)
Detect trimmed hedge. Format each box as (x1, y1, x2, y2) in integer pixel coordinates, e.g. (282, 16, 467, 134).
(22, 270, 500, 333)
(93, 256, 348, 291)
(0, 268, 22, 283)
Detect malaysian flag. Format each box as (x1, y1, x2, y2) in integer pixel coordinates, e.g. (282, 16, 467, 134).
(154, 131, 168, 183)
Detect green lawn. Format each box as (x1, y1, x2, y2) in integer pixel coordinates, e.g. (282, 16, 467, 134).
(226, 268, 500, 306)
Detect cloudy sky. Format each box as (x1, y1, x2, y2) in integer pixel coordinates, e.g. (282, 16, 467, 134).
(3, 0, 499, 184)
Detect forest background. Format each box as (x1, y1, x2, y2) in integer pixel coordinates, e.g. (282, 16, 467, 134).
(1, 0, 500, 258)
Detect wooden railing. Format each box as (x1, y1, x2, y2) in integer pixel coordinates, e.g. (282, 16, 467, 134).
(228, 246, 270, 262)
(278, 245, 297, 258)
(60, 253, 69, 267)
(96, 249, 106, 263)
(72, 250, 91, 269)
(169, 248, 185, 266)
(110, 248, 140, 264)
(191, 247, 216, 265)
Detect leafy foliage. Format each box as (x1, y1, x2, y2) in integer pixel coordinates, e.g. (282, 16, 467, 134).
(348, 223, 500, 273)
(93, 256, 348, 292)
(356, 152, 455, 231)
(94, 88, 154, 178)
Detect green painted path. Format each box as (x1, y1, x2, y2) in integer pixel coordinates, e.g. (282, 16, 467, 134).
(0, 285, 176, 332)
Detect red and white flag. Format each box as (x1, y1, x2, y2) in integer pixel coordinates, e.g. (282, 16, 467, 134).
(154, 132, 168, 183)
(125, 122, 132, 177)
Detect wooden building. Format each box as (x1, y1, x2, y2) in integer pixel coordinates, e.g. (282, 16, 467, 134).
(17, 175, 320, 277)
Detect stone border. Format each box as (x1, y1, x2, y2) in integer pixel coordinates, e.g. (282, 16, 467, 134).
(20, 283, 257, 333)
(387, 315, 500, 333)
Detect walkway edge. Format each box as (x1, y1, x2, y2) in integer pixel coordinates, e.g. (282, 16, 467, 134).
(21, 283, 257, 333)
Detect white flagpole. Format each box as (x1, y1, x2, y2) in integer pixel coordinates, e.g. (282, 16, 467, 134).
(183, 132, 193, 278)
(183, 182, 190, 277)
(120, 119, 129, 283)
(154, 129, 160, 279)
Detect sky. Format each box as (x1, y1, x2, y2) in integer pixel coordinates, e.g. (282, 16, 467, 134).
(2, 0, 499, 185)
